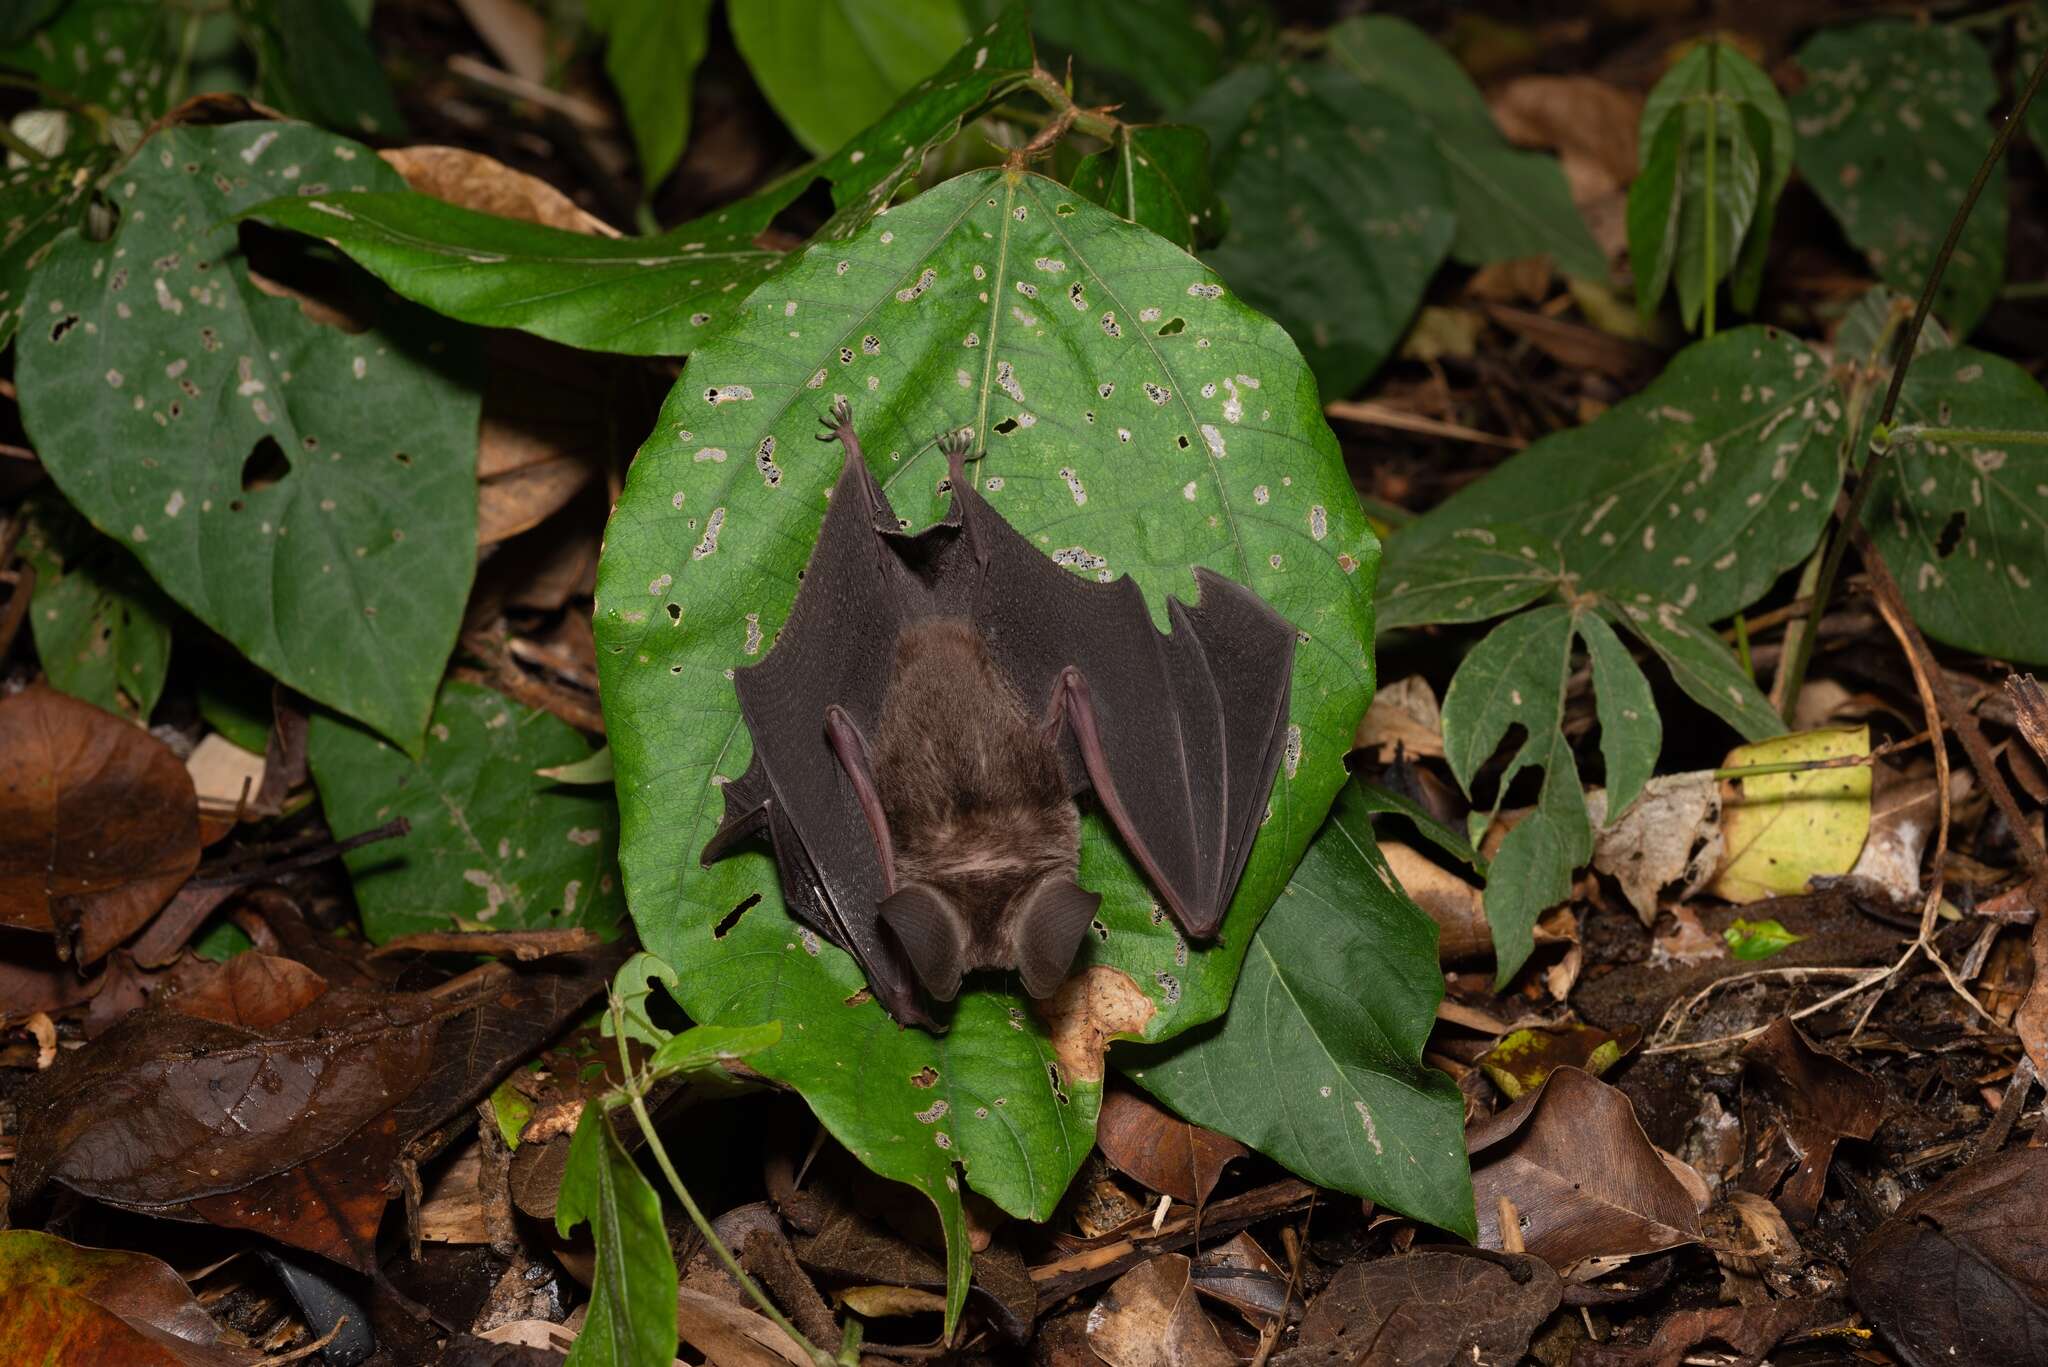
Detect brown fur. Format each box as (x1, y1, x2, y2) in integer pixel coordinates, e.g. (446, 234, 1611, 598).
(873, 617, 1079, 969)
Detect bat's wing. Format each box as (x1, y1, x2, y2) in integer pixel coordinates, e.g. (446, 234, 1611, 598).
(701, 413, 959, 1030)
(957, 486, 1295, 939)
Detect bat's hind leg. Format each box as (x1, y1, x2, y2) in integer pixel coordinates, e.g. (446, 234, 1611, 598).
(937, 426, 977, 491)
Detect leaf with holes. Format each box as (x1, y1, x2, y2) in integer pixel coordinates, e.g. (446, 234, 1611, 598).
(593, 168, 1374, 1325)
(1184, 61, 1454, 398)
(1791, 21, 2004, 337)
(19, 120, 480, 750)
(1325, 16, 1604, 282)
(1869, 349, 2048, 664)
(0, 0, 174, 114)
(730, 0, 971, 156)
(18, 497, 174, 722)
(306, 682, 626, 942)
(245, 9, 1038, 355)
(1124, 781, 1471, 1236)
(1634, 40, 1791, 315)
(589, 0, 714, 190)
(1070, 124, 1223, 254)
(0, 147, 111, 347)
(1376, 523, 1565, 631)
(1384, 326, 1842, 625)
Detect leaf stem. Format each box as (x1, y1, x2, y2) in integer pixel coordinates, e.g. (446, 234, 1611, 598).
(1023, 68, 1120, 144)
(1701, 43, 1719, 339)
(607, 997, 833, 1367)
(1881, 423, 2048, 449)
(1786, 39, 2048, 716)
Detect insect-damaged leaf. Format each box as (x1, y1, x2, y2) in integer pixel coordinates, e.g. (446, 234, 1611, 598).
(1069, 124, 1224, 254)
(1184, 61, 1454, 398)
(594, 168, 1374, 1323)
(306, 682, 627, 943)
(18, 495, 175, 721)
(1376, 523, 1565, 631)
(0, 146, 111, 347)
(1126, 783, 1473, 1237)
(0, 0, 176, 116)
(1791, 21, 2005, 338)
(1384, 326, 1842, 625)
(20, 120, 481, 750)
(0, 686, 199, 965)
(1325, 15, 1605, 282)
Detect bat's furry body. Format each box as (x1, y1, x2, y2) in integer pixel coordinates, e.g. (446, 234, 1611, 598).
(703, 401, 1297, 1029)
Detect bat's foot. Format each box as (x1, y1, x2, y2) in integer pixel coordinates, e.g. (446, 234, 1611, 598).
(816, 396, 854, 443)
(937, 427, 977, 489)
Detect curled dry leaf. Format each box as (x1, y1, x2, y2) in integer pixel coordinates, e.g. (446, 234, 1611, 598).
(161, 952, 328, 1028)
(1572, 1295, 1847, 1367)
(1477, 1021, 1641, 1100)
(1738, 1018, 1883, 1225)
(1354, 674, 1446, 761)
(1588, 773, 1722, 927)
(1381, 842, 1490, 962)
(0, 1229, 255, 1366)
(1851, 1147, 2048, 1367)
(1273, 1248, 1561, 1367)
(0, 686, 201, 966)
(1085, 1253, 1235, 1367)
(380, 145, 619, 235)
(1190, 1231, 1290, 1325)
(1470, 1067, 1704, 1276)
(1095, 1086, 1249, 1209)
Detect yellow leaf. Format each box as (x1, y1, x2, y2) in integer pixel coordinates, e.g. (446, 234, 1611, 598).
(1708, 725, 1871, 903)
(836, 1285, 948, 1317)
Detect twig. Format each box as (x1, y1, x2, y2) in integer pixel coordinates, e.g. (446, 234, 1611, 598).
(1323, 398, 1526, 449)
(187, 817, 411, 888)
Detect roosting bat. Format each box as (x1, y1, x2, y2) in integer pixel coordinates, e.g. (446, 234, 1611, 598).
(702, 399, 1297, 1029)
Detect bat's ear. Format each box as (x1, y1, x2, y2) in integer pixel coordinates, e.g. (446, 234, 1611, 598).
(879, 884, 968, 1002)
(1011, 877, 1102, 999)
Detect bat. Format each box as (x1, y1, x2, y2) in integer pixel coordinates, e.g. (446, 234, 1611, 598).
(702, 399, 1297, 1029)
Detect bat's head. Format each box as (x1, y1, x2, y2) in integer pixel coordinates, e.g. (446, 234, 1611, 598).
(878, 871, 1102, 1002)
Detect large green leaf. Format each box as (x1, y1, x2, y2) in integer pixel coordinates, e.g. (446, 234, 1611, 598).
(1069, 123, 1223, 254)
(1184, 62, 1453, 398)
(237, 0, 405, 139)
(245, 10, 1039, 356)
(1870, 349, 2048, 664)
(18, 497, 173, 721)
(1634, 40, 1790, 315)
(1631, 88, 1761, 330)
(588, 0, 713, 191)
(1791, 21, 2004, 337)
(1377, 522, 1565, 631)
(1024, 0, 1218, 112)
(307, 682, 627, 943)
(0, 146, 110, 347)
(1325, 16, 1604, 281)
(19, 121, 480, 750)
(593, 168, 1373, 1311)
(1383, 326, 1841, 624)
(557, 1108, 677, 1367)
(1125, 782, 1472, 1236)
(730, 0, 970, 156)
(0, 0, 171, 114)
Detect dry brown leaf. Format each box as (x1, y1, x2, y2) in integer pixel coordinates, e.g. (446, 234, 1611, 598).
(382, 144, 617, 235)
(1739, 1019, 1883, 1225)
(1488, 76, 1641, 184)
(1085, 1254, 1234, 1367)
(1354, 674, 1445, 761)
(1589, 773, 1723, 926)
(1095, 1086, 1249, 1208)
(1381, 843, 1490, 963)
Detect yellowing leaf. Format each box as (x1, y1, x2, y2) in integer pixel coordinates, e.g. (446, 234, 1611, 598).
(1708, 726, 1871, 903)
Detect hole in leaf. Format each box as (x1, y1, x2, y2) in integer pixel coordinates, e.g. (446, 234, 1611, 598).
(49, 314, 80, 343)
(714, 894, 760, 939)
(1935, 510, 1967, 559)
(993, 417, 1020, 435)
(1157, 317, 1185, 336)
(393, 451, 413, 467)
(1176, 435, 1190, 449)
(666, 602, 681, 624)
(240, 436, 290, 493)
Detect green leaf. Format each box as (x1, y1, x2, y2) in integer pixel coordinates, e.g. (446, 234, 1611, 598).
(1441, 604, 1600, 983)
(1791, 21, 2005, 337)
(0, 146, 110, 347)
(1024, 0, 1218, 111)
(588, 0, 714, 191)
(490, 1077, 533, 1149)
(20, 121, 480, 749)
(1724, 917, 1802, 960)
(307, 681, 627, 943)
(593, 168, 1374, 1317)
(1354, 781, 1483, 875)
(610, 951, 680, 1049)
(18, 495, 173, 721)
(730, 0, 971, 156)
(2024, 6, 2048, 164)
(0, 0, 172, 114)
(236, 0, 406, 139)
(647, 1020, 783, 1081)
(557, 1107, 678, 1367)
(1125, 782, 1472, 1237)
(1634, 41, 1791, 316)
(1376, 522, 1564, 630)
(0, 0, 68, 45)
(1184, 62, 1454, 398)
(1580, 610, 1658, 817)
(1325, 16, 1604, 281)
(539, 744, 614, 785)
(1069, 123, 1222, 254)
(196, 656, 274, 752)
(243, 193, 784, 356)
(1870, 348, 2048, 664)
(1384, 326, 1842, 624)
(1599, 590, 1783, 741)
(1668, 101, 1760, 330)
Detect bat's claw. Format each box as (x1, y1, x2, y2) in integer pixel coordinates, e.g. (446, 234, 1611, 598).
(817, 397, 854, 442)
(937, 427, 976, 488)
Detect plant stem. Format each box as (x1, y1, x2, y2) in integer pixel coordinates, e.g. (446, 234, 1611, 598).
(1884, 424, 2048, 449)
(607, 998, 833, 1367)
(1786, 40, 2048, 716)
(1732, 611, 1752, 681)
(1022, 68, 1120, 143)
(1701, 44, 1719, 339)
